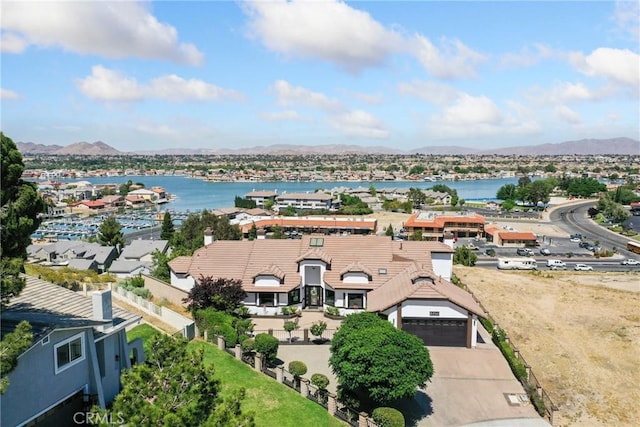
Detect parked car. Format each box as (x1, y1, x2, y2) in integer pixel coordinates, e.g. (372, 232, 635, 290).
(539, 248, 551, 256)
(621, 259, 640, 265)
(516, 248, 534, 256)
(574, 264, 593, 271)
(570, 237, 582, 243)
(579, 241, 591, 249)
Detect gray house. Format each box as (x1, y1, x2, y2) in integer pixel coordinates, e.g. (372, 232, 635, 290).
(119, 239, 169, 263)
(1, 276, 143, 427)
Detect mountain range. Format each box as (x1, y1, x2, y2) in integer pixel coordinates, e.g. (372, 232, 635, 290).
(16, 137, 639, 156)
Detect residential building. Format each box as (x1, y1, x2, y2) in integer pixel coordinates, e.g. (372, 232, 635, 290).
(403, 211, 486, 240)
(0, 276, 143, 426)
(119, 239, 169, 263)
(485, 226, 538, 247)
(244, 191, 278, 208)
(168, 234, 484, 348)
(275, 192, 338, 212)
(237, 216, 377, 237)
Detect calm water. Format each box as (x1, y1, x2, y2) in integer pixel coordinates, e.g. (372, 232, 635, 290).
(58, 176, 517, 213)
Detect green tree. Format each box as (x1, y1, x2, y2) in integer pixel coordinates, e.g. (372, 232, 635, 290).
(151, 250, 172, 282)
(248, 224, 258, 240)
(310, 320, 328, 341)
(118, 180, 133, 196)
(522, 179, 552, 206)
(501, 199, 516, 211)
(254, 333, 279, 366)
(264, 199, 275, 211)
(1, 133, 45, 259)
(283, 320, 299, 343)
(0, 320, 33, 394)
(407, 187, 426, 208)
(172, 210, 242, 255)
(160, 211, 175, 241)
(543, 163, 557, 173)
(103, 333, 254, 426)
(411, 229, 423, 241)
(453, 246, 478, 266)
(271, 225, 286, 239)
(385, 224, 394, 238)
(496, 184, 518, 201)
(330, 312, 433, 408)
(97, 216, 125, 249)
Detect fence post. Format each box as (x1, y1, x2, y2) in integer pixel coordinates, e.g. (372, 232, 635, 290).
(268, 328, 273, 336)
(83, 282, 87, 296)
(234, 344, 242, 360)
(304, 328, 309, 343)
(358, 412, 368, 427)
(327, 393, 337, 416)
(300, 378, 309, 398)
(276, 366, 284, 383)
(254, 353, 263, 372)
(217, 336, 225, 350)
(203, 330, 208, 342)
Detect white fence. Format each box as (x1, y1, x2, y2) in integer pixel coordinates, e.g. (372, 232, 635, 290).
(112, 285, 195, 339)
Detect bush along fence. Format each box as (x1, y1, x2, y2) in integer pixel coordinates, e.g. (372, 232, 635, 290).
(111, 283, 196, 340)
(211, 334, 378, 427)
(251, 327, 336, 344)
(455, 279, 558, 425)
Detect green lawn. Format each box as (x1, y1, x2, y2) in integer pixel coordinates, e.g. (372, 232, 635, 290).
(127, 325, 343, 427)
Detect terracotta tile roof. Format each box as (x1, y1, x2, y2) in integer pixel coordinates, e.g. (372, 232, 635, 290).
(498, 232, 537, 240)
(404, 212, 485, 228)
(239, 217, 377, 233)
(296, 248, 332, 265)
(168, 256, 192, 274)
(255, 264, 286, 281)
(276, 192, 332, 201)
(367, 264, 485, 317)
(340, 261, 373, 278)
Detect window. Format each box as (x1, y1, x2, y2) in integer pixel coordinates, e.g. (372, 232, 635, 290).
(288, 288, 301, 305)
(54, 333, 85, 374)
(429, 311, 440, 317)
(258, 293, 276, 307)
(348, 293, 364, 309)
(325, 289, 335, 306)
(378, 268, 387, 275)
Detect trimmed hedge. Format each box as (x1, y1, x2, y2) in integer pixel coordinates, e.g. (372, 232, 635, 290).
(288, 361, 308, 377)
(255, 333, 279, 365)
(372, 407, 404, 427)
(310, 373, 329, 390)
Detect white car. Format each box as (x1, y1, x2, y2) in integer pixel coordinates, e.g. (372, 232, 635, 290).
(570, 237, 581, 243)
(574, 263, 593, 271)
(621, 259, 640, 265)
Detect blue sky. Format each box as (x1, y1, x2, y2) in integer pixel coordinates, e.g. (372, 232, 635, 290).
(1, 0, 638, 152)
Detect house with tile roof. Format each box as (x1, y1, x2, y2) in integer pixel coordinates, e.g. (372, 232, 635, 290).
(169, 235, 485, 348)
(275, 192, 339, 212)
(1, 276, 142, 426)
(403, 211, 486, 240)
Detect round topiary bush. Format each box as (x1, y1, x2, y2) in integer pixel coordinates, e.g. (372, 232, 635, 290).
(288, 360, 308, 377)
(241, 338, 255, 352)
(254, 333, 279, 365)
(372, 407, 405, 427)
(310, 373, 330, 390)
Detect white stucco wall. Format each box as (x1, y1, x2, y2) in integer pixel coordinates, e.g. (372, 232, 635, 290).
(254, 275, 281, 286)
(170, 272, 195, 291)
(342, 272, 369, 284)
(401, 300, 467, 318)
(430, 252, 453, 280)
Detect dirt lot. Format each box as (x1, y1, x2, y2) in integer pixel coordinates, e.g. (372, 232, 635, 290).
(454, 266, 640, 427)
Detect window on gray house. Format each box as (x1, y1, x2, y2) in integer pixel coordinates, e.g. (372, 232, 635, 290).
(325, 289, 335, 306)
(348, 293, 364, 309)
(258, 293, 276, 307)
(288, 288, 300, 304)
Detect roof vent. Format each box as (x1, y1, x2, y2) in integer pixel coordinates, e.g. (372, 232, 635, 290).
(310, 237, 324, 247)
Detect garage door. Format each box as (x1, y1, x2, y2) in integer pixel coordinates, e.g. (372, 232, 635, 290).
(402, 318, 467, 347)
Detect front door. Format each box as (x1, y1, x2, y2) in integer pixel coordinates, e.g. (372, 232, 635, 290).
(305, 286, 323, 308)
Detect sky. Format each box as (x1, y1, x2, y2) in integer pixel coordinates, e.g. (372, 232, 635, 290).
(1, 0, 639, 152)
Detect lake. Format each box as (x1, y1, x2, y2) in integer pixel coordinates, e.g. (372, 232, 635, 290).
(58, 176, 517, 213)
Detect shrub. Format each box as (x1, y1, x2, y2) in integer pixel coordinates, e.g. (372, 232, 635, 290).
(372, 407, 405, 427)
(283, 320, 299, 342)
(288, 361, 308, 377)
(196, 308, 238, 346)
(123, 275, 145, 288)
(254, 333, 279, 366)
(325, 306, 341, 316)
(241, 338, 255, 353)
(310, 320, 327, 340)
(310, 373, 329, 390)
(479, 317, 494, 334)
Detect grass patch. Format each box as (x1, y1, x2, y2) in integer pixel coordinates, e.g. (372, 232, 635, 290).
(190, 341, 344, 427)
(126, 325, 343, 427)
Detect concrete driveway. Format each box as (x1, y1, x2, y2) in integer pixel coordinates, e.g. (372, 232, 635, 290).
(276, 325, 549, 427)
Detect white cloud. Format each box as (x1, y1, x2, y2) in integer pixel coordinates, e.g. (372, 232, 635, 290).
(1, 1, 203, 65)
(261, 110, 310, 122)
(243, 0, 404, 73)
(412, 35, 486, 79)
(437, 94, 503, 126)
(570, 48, 640, 89)
(0, 32, 29, 53)
(270, 80, 342, 111)
(500, 43, 558, 68)
(330, 110, 389, 139)
(555, 105, 582, 124)
(612, 0, 639, 39)
(0, 88, 20, 100)
(76, 66, 243, 102)
(397, 80, 458, 105)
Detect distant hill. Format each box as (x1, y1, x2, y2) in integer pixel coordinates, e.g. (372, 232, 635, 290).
(18, 141, 122, 155)
(17, 137, 639, 156)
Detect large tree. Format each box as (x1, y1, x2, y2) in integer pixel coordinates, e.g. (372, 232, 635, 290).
(97, 215, 125, 249)
(104, 333, 254, 426)
(172, 210, 242, 255)
(1, 133, 45, 259)
(183, 276, 246, 314)
(0, 134, 40, 393)
(160, 211, 175, 241)
(330, 312, 433, 408)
